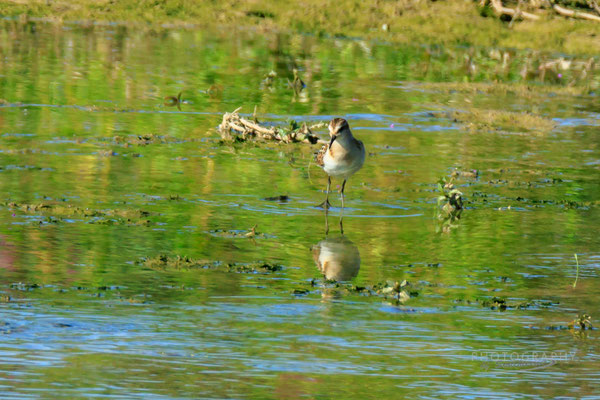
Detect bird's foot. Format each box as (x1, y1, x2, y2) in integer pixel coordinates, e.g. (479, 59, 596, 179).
(317, 199, 332, 209)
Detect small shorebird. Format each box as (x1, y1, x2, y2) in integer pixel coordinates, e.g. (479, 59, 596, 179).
(316, 118, 365, 209)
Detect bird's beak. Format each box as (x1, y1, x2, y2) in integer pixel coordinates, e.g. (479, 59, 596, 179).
(329, 135, 337, 147)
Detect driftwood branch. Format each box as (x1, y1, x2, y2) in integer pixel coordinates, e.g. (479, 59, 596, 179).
(219, 108, 327, 144)
(508, 0, 523, 27)
(490, 0, 541, 20)
(589, 0, 600, 15)
(553, 4, 600, 22)
(487, 0, 600, 24)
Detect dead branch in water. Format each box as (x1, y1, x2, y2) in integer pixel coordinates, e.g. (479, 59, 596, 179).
(485, 0, 600, 23)
(589, 0, 600, 15)
(553, 4, 600, 22)
(489, 0, 540, 21)
(219, 107, 327, 144)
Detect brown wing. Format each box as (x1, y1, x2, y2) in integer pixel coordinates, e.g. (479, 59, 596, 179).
(315, 143, 328, 167)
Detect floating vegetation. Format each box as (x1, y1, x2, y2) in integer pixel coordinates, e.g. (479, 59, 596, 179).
(112, 134, 188, 146)
(136, 254, 209, 270)
(433, 109, 556, 134)
(568, 314, 593, 330)
(301, 278, 419, 305)
(209, 225, 269, 239)
(451, 168, 478, 179)
(90, 218, 151, 226)
(231, 262, 282, 273)
(375, 280, 412, 303)
(218, 107, 325, 144)
(437, 177, 463, 211)
(9, 282, 43, 291)
(436, 177, 463, 233)
(467, 192, 600, 211)
(416, 81, 592, 97)
(480, 296, 508, 311)
(136, 254, 282, 273)
(4, 201, 153, 226)
(513, 197, 600, 209)
(474, 296, 559, 311)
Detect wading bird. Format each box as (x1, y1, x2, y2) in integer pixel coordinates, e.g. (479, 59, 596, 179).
(316, 118, 365, 209)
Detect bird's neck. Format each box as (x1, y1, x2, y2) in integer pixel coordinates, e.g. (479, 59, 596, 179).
(334, 132, 355, 148)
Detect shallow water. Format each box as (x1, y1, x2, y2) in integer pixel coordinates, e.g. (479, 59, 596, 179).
(0, 21, 599, 399)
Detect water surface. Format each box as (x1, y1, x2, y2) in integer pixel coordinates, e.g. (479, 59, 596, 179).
(0, 21, 599, 399)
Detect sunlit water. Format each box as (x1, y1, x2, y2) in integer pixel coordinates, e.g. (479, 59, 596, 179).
(0, 21, 599, 399)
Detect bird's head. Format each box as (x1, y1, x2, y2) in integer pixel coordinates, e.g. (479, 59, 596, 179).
(328, 118, 350, 146)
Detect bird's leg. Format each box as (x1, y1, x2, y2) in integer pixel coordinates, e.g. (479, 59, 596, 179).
(339, 189, 344, 234)
(318, 176, 332, 209)
(324, 208, 330, 236)
(340, 179, 347, 209)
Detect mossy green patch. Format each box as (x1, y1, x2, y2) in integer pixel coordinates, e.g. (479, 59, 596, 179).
(111, 134, 190, 146)
(416, 81, 592, 98)
(435, 109, 556, 134)
(4, 201, 153, 226)
(2, 1, 600, 55)
(136, 254, 283, 273)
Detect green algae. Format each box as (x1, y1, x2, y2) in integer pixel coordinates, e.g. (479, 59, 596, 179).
(136, 255, 422, 303)
(136, 254, 283, 273)
(4, 201, 153, 226)
(433, 108, 557, 134)
(417, 81, 594, 97)
(288, 278, 420, 304)
(208, 225, 269, 239)
(111, 134, 191, 146)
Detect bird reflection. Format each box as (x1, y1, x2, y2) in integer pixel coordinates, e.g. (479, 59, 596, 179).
(311, 213, 360, 282)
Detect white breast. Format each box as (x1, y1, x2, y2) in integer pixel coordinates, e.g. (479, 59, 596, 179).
(323, 139, 365, 179)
